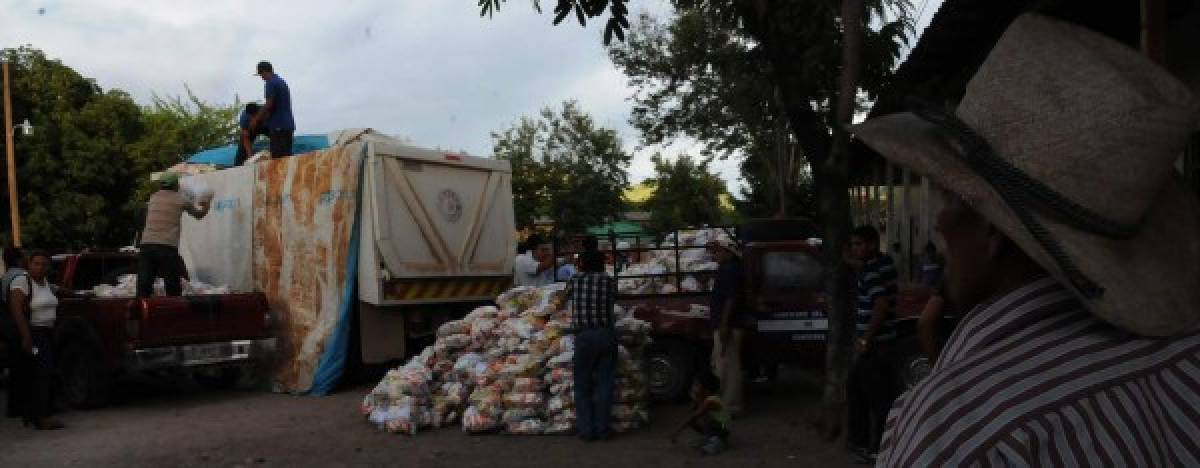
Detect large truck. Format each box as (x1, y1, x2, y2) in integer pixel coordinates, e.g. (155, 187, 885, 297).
(179, 131, 516, 393)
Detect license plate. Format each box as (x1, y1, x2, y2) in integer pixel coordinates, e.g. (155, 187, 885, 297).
(183, 343, 232, 364)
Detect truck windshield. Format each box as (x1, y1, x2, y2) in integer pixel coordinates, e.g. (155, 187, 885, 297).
(761, 251, 823, 292)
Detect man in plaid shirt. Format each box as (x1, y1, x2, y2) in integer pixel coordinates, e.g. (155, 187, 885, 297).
(566, 244, 617, 441)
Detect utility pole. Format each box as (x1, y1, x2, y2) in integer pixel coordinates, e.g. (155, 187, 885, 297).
(2, 61, 21, 247)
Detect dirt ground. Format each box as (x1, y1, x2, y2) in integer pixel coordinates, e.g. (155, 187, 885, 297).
(0, 367, 853, 467)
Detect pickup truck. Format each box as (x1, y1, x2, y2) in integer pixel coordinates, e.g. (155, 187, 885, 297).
(586, 219, 935, 401)
(49, 251, 275, 408)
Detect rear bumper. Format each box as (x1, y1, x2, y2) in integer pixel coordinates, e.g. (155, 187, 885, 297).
(127, 338, 277, 372)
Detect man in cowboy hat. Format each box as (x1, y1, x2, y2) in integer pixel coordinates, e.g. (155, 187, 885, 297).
(854, 13, 1200, 466)
(707, 238, 749, 416)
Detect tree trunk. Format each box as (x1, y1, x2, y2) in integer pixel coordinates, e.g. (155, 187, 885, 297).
(813, 0, 865, 442)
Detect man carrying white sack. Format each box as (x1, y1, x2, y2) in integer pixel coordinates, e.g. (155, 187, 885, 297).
(138, 173, 211, 297)
(853, 13, 1200, 466)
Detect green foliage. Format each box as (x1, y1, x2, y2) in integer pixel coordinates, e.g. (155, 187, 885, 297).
(642, 153, 728, 234)
(492, 101, 631, 237)
(126, 90, 239, 217)
(479, 0, 631, 44)
(0, 46, 238, 248)
(606, 1, 911, 218)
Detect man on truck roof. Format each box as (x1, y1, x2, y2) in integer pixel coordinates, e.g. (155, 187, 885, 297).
(235, 102, 266, 166)
(251, 61, 294, 158)
(138, 173, 210, 297)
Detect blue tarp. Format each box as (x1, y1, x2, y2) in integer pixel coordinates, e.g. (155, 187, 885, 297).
(306, 147, 366, 396)
(186, 135, 331, 167)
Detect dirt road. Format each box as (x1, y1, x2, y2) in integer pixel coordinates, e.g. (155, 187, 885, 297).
(0, 369, 851, 467)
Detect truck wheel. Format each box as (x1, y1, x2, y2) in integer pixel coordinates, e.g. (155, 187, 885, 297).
(57, 341, 113, 409)
(194, 367, 242, 391)
(646, 339, 695, 402)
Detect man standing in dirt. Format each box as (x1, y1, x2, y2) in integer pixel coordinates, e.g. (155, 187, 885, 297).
(855, 13, 1200, 465)
(844, 225, 899, 464)
(251, 61, 295, 158)
(567, 237, 618, 441)
(707, 238, 746, 417)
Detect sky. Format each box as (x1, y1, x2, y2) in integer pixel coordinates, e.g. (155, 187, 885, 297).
(0, 0, 941, 195)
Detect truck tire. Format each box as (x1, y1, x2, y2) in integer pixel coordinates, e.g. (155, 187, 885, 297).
(646, 339, 695, 402)
(57, 340, 113, 409)
(194, 367, 242, 391)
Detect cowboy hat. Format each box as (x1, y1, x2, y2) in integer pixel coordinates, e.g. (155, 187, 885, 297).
(853, 13, 1200, 336)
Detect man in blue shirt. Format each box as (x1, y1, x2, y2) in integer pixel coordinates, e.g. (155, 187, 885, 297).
(251, 61, 295, 157)
(706, 238, 747, 417)
(234, 102, 266, 166)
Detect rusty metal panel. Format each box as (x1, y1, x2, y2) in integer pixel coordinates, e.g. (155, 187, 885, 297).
(254, 144, 365, 393)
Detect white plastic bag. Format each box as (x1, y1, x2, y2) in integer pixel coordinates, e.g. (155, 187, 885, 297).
(179, 176, 215, 205)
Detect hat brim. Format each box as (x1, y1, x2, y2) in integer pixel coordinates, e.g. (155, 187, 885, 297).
(853, 113, 1200, 336)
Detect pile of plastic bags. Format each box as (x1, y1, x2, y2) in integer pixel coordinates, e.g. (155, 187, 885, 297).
(614, 228, 729, 295)
(361, 284, 654, 436)
(91, 274, 231, 297)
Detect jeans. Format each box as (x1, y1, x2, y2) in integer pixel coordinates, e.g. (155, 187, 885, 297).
(711, 329, 745, 415)
(269, 129, 294, 157)
(138, 243, 184, 298)
(846, 346, 901, 453)
(9, 326, 54, 422)
(573, 328, 616, 437)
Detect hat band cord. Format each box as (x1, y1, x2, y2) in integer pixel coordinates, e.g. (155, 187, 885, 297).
(911, 105, 1125, 299)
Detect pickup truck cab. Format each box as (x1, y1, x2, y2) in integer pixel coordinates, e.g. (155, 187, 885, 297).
(51, 251, 275, 408)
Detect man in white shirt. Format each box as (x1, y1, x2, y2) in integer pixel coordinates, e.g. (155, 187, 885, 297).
(514, 234, 554, 287)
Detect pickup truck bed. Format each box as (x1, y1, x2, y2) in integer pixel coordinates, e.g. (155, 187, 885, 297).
(49, 251, 275, 408)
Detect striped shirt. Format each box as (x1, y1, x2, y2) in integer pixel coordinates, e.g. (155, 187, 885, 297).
(856, 253, 897, 341)
(878, 277, 1200, 467)
(566, 272, 616, 330)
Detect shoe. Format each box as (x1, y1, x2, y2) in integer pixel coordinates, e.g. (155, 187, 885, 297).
(699, 436, 727, 456)
(578, 433, 595, 442)
(595, 432, 613, 441)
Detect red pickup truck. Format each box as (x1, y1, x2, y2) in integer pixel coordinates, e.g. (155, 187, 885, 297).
(49, 251, 275, 408)
(595, 220, 934, 401)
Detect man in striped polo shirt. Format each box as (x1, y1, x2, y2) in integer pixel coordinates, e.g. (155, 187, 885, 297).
(854, 12, 1200, 466)
(846, 225, 899, 463)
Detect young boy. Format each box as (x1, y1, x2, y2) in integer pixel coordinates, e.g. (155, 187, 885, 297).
(669, 372, 731, 455)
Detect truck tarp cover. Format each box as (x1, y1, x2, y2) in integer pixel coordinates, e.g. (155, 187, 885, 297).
(255, 144, 364, 395)
(180, 165, 255, 292)
(179, 138, 366, 395)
